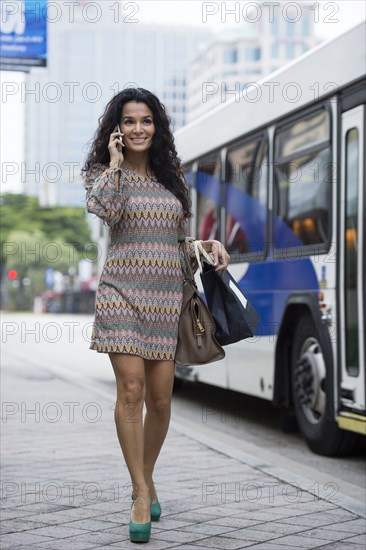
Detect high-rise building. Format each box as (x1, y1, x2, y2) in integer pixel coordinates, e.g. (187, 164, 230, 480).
(23, 1, 209, 206)
(187, 1, 320, 121)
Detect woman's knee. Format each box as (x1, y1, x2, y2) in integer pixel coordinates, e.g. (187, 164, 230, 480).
(110, 353, 145, 405)
(145, 395, 172, 418)
(119, 376, 145, 405)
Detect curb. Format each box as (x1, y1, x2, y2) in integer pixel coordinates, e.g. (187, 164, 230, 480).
(170, 419, 366, 519)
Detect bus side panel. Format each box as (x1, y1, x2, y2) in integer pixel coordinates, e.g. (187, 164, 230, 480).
(226, 257, 320, 399)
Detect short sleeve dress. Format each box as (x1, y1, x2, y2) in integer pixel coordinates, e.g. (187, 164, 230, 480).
(83, 163, 196, 361)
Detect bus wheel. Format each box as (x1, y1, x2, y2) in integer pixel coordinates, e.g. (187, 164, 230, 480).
(291, 315, 354, 456)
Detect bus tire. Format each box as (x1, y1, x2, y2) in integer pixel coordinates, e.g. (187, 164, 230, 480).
(291, 314, 357, 456)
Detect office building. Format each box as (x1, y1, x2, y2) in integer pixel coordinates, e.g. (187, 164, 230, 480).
(187, 2, 320, 120)
(24, 1, 209, 206)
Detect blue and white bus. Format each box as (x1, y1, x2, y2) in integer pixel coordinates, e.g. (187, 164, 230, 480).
(174, 22, 365, 456)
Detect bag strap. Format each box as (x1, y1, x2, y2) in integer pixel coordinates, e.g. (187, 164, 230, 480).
(194, 240, 214, 272)
(179, 240, 195, 281)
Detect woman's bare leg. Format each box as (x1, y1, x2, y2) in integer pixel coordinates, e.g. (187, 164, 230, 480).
(143, 360, 175, 502)
(109, 352, 150, 523)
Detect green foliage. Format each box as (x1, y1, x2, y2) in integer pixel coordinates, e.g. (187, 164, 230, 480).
(1, 193, 93, 260)
(1, 193, 96, 310)
(1, 194, 40, 243)
(4, 230, 79, 274)
(35, 206, 93, 254)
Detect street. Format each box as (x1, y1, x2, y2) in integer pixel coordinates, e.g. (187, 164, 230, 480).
(2, 312, 365, 549)
(2, 313, 365, 504)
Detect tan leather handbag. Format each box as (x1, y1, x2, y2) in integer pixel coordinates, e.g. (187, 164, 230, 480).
(174, 242, 225, 367)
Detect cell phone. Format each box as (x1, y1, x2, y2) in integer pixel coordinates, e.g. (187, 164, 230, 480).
(117, 124, 123, 144)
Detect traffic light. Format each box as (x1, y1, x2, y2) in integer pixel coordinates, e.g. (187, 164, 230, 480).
(7, 270, 18, 280)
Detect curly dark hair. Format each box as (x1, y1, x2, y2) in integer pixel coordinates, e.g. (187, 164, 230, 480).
(81, 87, 191, 218)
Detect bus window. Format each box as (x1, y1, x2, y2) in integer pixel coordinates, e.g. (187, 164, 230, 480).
(225, 138, 268, 262)
(183, 165, 194, 190)
(196, 155, 221, 241)
(183, 165, 195, 236)
(277, 110, 329, 157)
(274, 110, 331, 253)
(344, 128, 359, 376)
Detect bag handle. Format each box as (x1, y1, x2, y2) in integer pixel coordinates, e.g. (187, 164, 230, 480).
(194, 240, 214, 272)
(179, 239, 195, 281)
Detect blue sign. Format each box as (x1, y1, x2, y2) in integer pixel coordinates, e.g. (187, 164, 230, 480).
(0, 0, 47, 69)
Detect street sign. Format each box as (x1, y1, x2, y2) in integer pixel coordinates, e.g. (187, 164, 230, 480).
(0, 0, 47, 71)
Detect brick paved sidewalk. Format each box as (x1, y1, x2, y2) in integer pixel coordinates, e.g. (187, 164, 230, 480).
(1, 354, 365, 550)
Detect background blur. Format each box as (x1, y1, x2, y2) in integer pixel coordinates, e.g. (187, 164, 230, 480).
(1, 0, 365, 312)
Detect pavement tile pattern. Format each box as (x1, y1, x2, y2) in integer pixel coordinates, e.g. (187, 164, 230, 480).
(1, 358, 365, 549)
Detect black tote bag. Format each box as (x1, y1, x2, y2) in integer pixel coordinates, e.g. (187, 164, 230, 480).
(200, 260, 260, 346)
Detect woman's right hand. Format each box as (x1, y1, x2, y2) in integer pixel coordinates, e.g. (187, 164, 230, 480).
(108, 126, 125, 168)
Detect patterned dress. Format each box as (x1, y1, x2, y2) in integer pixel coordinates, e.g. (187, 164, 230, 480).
(83, 163, 196, 361)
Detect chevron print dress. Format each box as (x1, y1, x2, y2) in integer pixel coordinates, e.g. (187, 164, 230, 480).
(84, 164, 195, 361)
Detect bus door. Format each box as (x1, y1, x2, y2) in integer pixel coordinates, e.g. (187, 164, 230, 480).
(338, 104, 366, 434)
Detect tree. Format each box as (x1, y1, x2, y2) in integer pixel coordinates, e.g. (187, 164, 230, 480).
(37, 206, 93, 254)
(0, 193, 93, 256)
(4, 230, 79, 310)
(0, 193, 95, 310)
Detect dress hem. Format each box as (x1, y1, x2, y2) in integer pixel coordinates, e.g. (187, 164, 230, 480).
(89, 342, 176, 361)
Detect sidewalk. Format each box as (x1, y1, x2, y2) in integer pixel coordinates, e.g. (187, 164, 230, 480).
(1, 354, 365, 550)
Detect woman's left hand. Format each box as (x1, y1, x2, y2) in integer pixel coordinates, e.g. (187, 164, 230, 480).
(201, 240, 231, 273)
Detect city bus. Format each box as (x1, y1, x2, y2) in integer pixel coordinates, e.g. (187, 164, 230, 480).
(174, 22, 365, 456)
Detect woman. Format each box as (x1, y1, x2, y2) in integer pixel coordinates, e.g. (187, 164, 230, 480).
(81, 87, 230, 543)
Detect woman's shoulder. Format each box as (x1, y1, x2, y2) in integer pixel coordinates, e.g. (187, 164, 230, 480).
(82, 163, 160, 188)
(82, 162, 108, 187)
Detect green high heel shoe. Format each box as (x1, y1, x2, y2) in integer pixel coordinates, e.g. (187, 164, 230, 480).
(129, 502, 151, 543)
(131, 492, 161, 521)
(150, 498, 161, 522)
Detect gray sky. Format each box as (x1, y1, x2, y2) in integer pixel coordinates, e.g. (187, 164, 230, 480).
(1, 0, 365, 193)
(136, 0, 366, 39)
